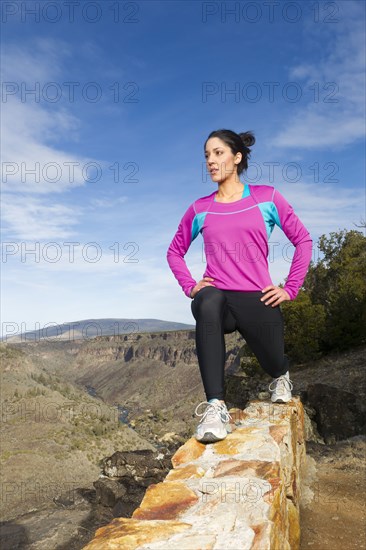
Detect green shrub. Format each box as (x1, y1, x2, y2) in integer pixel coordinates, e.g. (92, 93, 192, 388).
(304, 229, 366, 352)
(281, 290, 326, 363)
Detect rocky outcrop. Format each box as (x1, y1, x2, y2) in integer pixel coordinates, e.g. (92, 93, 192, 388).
(83, 397, 306, 550)
(93, 449, 174, 518)
(302, 383, 366, 443)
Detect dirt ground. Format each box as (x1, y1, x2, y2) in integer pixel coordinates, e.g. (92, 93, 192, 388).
(300, 437, 366, 549)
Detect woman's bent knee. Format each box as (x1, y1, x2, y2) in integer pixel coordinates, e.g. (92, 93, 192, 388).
(193, 286, 224, 304)
(192, 286, 226, 315)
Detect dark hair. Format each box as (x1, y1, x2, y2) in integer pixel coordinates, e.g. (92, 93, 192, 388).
(204, 129, 255, 176)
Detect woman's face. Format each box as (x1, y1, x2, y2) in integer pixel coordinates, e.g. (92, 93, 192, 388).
(204, 137, 241, 182)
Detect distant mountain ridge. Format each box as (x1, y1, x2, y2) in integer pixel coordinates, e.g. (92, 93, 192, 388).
(1, 318, 196, 343)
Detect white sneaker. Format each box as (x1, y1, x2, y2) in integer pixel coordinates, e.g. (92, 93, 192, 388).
(194, 399, 232, 443)
(269, 371, 293, 403)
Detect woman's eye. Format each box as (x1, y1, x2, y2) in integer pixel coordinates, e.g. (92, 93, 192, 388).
(205, 151, 222, 159)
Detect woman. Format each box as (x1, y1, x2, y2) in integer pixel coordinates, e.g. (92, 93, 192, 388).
(166, 129, 313, 443)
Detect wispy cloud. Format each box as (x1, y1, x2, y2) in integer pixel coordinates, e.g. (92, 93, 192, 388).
(1, 96, 106, 194)
(1, 38, 109, 248)
(0, 37, 71, 82)
(88, 196, 129, 209)
(272, 0, 365, 149)
(1, 194, 82, 240)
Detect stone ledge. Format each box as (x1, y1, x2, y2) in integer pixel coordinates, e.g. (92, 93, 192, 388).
(83, 397, 306, 550)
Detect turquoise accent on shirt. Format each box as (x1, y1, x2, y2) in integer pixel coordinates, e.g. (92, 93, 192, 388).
(257, 201, 283, 240)
(191, 212, 206, 241)
(191, 184, 251, 242)
(167, 183, 313, 300)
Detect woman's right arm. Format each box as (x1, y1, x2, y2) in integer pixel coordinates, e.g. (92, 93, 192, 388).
(166, 203, 199, 299)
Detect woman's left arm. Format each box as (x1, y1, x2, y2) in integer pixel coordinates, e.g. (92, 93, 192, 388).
(269, 187, 313, 301)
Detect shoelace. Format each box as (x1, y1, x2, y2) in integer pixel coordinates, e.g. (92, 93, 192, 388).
(194, 401, 232, 424)
(268, 374, 294, 393)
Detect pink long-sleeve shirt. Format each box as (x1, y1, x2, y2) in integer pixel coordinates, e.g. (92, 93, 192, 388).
(166, 183, 313, 300)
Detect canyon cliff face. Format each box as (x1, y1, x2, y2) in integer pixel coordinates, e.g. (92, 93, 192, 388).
(69, 330, 241, 368)
(74, 331, 198, 366)
(13, 330, 244, 417)
(71, 330, 243, 413)
(1, 337, 365, 550)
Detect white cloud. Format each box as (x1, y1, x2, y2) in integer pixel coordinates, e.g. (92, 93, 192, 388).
(0, 37, 71, 83)
(1, 98, 106, 194)
(1, 194, 82, 240)
(1, 39, 110, 247)
(272, 0, 365, 149)
(89, 196, 129, 208)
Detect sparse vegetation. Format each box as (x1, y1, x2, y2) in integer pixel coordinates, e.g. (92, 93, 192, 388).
(240, 228, 366, 366)
(0, 343, 26, 360)
(25, 387, 47, 397)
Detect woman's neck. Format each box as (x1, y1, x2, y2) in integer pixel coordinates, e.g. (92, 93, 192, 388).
(216, 180, 244, 200)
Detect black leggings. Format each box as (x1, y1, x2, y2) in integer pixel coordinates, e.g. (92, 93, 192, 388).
(191, 286, 290, 401)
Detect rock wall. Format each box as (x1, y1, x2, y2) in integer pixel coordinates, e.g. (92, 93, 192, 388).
(73, 330, 242, 370)
(83, 397, 306, 550)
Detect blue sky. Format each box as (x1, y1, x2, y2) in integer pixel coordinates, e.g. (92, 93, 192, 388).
(1, 0, 365, 339)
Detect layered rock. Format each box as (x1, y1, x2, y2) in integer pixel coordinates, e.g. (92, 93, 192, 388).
(94, 449, 174, 518)
(302, 383, 366, 442)
(75, 330, 241, 369)
(83, 397, 306, 550)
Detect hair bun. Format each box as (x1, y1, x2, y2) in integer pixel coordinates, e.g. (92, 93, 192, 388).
(239, 131, 255, 148)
